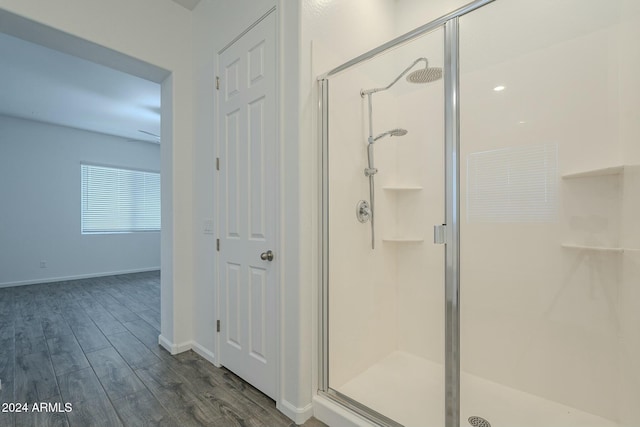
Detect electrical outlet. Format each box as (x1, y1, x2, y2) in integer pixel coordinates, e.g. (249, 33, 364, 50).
(40, 261, 47, 268)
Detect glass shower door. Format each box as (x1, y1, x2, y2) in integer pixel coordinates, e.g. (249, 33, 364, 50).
(459, 1, 640, 426)
(321, 26, 446, 426)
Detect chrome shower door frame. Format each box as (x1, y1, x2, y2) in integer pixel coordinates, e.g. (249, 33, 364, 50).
(443, 16, 461, 427)
(318, 1, 495, 426)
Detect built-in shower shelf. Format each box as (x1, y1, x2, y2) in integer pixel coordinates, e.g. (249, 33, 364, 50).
(382, 186, 423, 191)
(562, 165, 625, 179)
(561, 244, 625, 253)
(383, 237, 424, 243)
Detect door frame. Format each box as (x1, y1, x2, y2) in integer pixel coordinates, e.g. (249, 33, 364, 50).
(0, 8, 175, 351)
(214, 5, 282, 404)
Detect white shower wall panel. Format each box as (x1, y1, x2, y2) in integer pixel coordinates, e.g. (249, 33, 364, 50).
(457, 3, 640, 422)
(392, 39, 446, 363)
(613, 9, 640, 425)
(394, 0, 473, 36)
(310, 0, 458, 392)
(327, 66, 400, 389)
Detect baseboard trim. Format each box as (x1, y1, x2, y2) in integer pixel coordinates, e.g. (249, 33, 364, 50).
(159, 337, 192, 355)
(158, 335, 191, 355)
(0, 267, 160, 288)
(158, 334, 177, 354)
(175, 341, 193, 354)
(313, 394, 376, 427)
(278, 400, 314, 425)
(157, 337, 216, 364)
(191, 342, 217, 365)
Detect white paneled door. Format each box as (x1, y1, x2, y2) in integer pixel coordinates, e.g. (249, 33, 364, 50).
(217, 11, 277, 399)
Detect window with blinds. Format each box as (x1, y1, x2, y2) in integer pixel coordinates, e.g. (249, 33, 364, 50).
(81, 164, 160, 233)
(466, 143, 558, 223)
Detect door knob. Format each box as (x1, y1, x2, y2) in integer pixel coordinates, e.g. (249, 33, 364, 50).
(260, 250, 274, 261)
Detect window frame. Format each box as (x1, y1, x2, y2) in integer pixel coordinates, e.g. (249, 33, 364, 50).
(80, 162, 161, 234)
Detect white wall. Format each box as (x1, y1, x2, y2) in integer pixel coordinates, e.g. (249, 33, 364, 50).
(0, 115, 160, 286)
(0, 0, 195, 350)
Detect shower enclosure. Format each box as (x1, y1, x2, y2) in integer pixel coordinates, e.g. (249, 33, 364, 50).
(318, 1, 640, 426)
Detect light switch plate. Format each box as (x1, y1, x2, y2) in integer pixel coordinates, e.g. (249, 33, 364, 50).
(203, 219, 214, 235)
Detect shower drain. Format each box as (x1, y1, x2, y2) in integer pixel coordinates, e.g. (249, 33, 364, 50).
(468, 416, 491, 427)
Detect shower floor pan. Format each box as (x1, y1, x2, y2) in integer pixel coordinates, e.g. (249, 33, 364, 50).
(337, 351, 618, 427)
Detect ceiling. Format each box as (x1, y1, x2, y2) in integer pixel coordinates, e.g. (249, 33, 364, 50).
(0, 32, 161, 144)
(172, 0, 202, 11)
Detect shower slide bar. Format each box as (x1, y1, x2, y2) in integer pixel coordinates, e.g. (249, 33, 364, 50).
(360, 59, 440, 249)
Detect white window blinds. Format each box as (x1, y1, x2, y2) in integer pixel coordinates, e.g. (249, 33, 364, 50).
(81, 164, 160, 233)
(467, 143, 558, 223)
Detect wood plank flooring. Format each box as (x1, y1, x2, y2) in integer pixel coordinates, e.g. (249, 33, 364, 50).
(0, 272, 327, 427)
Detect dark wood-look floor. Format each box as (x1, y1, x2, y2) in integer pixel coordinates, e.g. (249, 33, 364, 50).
(0, 272, 327, 427)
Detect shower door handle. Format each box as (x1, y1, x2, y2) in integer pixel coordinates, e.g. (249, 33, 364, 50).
(260, 250, 274, 262)
(434, 224, 447, 245)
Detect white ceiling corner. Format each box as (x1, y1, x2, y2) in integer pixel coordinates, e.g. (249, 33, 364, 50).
(171, 0, 202, 11)
(0, 32, 161, 144)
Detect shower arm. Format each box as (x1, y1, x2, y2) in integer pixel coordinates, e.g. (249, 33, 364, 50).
(360, 57, 428, 97)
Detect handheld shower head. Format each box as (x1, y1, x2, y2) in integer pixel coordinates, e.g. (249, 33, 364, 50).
(372, 128, 408, 142)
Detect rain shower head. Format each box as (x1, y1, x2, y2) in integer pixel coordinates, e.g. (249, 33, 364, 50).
(406, 66, 443, 83)
(372, 128, 408, 142)
(388, 128, 407, 137)
(360, 57, 441, 96)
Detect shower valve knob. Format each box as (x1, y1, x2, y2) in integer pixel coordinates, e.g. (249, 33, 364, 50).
(356, 200, 371, 223)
